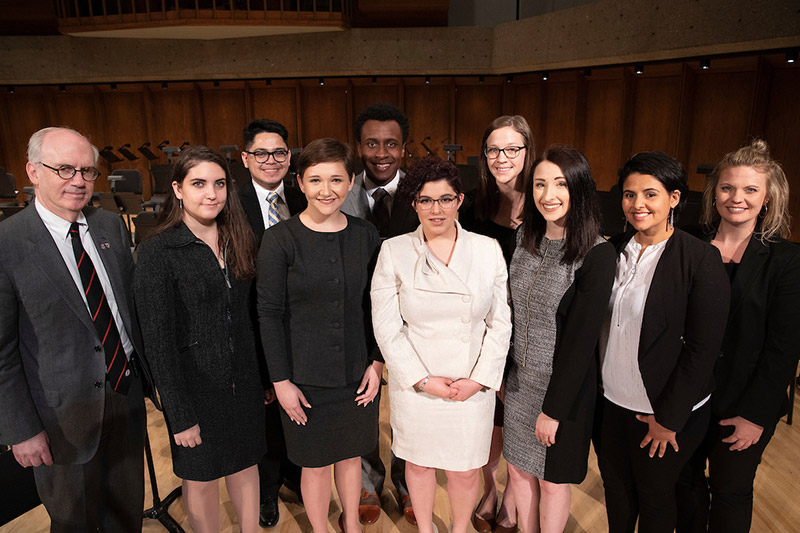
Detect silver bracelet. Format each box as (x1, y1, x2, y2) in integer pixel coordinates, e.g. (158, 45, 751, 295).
(417, 376, 430, 392)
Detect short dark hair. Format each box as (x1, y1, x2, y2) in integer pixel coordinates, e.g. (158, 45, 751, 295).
(397, 157, 462, 206)
(522, 145, 601, 264)
(354, 103, 409, 143)
(618, 151, 688, 219)
(297, 138, 355, 180)
(243, 119, 289, 151)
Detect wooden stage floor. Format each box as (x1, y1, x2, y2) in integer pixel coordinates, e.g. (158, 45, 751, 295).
(4, 383, 799, 532)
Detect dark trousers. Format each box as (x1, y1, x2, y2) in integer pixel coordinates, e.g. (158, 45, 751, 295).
(361, 432, 407, 496)
(258, 400, 301, 500)
(676, 417, 775, 533)
(33, 379, 146, 533)
(595, 397, 710, 533)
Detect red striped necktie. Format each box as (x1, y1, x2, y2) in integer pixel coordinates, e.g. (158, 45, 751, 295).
(69, 222, 132, 394)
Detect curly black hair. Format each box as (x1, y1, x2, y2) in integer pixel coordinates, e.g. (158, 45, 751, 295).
(354, 103, 409, 143)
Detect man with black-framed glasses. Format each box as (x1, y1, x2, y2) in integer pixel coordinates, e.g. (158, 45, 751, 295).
(238, 118, 306, 528)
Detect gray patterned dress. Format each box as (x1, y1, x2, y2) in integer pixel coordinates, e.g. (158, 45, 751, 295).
(503, 236, 582, 478)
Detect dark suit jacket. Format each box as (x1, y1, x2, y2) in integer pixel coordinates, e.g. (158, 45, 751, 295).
(340, 170, 419, 238)
(0, 204, 146, 464)
(609, 229, 730, 432)
(700, 233, 800, 428)
(239, 178, 306, 385)
(239, 179, 307, 244)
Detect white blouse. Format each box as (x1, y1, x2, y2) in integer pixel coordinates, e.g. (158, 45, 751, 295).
(599, 237, 668, 413)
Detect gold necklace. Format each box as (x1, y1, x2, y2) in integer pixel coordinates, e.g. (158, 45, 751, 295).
(521, 239, 550, 367)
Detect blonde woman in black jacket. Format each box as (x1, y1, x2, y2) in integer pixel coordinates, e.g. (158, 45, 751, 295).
(676, 139, 800, 532)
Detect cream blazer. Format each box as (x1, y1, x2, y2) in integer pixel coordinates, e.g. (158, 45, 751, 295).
(371, 222, 512, 470)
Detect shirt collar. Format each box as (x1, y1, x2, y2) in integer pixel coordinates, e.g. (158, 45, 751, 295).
(251, 179, 286, 203)
(35, 199, 88, 242)
(364, 170, 400, 197)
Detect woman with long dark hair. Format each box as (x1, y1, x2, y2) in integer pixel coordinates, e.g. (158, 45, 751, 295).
(676, 139, 800, 532)
(596, 151, 730, 533)
(503, 145, 615, 533)
(460, 114, 534, 533)
(135, 145, 265, 532)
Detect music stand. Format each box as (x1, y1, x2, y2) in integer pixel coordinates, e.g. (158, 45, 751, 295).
(99, 146, 123, 164)
(118, 144, 139, 161)
(142, 428, 184, 532)
(443, 144, 462, 162)
(138, 143, 160, 161)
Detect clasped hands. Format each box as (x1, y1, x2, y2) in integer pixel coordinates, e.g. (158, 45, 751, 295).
(414, 376, 483, 401)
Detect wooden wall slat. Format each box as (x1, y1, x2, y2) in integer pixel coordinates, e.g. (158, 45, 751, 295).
(250, 86, 301, 148)
(453, 83, 503, 165)
(583, 77, 624, 190)
(630, 75, 683, 159)
(299, 82, 349, 146)
(685, 70, 755, 190)
(403, 82, 450, 163)
(199, 86, 248, 153)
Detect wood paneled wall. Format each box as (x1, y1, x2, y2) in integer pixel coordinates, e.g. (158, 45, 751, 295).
(1, 52, 799, 234)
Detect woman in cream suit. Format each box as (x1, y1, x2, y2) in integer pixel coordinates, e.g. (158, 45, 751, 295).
(371, 157, 512, 533)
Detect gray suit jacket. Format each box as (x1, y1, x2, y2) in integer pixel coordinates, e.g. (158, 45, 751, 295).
(340, 170, 419, 238)
(0, 203, 145, 464)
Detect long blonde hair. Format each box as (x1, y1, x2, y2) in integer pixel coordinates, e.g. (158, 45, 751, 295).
(701, 138, 791, 242)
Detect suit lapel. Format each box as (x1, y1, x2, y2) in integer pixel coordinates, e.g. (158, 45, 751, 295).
(239, 181, 265, 238)
(728, 235, 768, 320)
(412, 225, 471, 296)
(24, 209, 96, 334)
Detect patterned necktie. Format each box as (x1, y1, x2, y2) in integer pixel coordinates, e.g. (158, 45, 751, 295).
(371, 187, 391, 238)
(266, 191, 282, 228)
(69, 222, 132, 394)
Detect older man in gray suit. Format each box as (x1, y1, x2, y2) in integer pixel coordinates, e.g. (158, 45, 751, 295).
(0, 127, 148, 531)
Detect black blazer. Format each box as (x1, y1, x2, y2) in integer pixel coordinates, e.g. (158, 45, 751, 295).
(609, 229, 730, 432)
(239, 179, 306, 385)
(238, 179, 307, 243)
(701, 233, 800, 428)
(542, 240, 616, 422)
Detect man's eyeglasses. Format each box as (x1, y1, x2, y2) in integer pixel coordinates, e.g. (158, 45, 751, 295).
(414, 195, 459, 210)
(39, 162, 100, 182)
(244, 149, 289, 164)
(484, 146, 525, 160)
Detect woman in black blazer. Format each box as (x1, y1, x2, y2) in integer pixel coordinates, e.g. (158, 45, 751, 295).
(676, 139, 800, 532)
(595, 151, 730, 533)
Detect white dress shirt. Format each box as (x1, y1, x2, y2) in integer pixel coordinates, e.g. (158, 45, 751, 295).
(252, 179, 290, 229)
(35, 201, 134, 358)
(363, 170, 400, 214)
(600, 237, 668, 413)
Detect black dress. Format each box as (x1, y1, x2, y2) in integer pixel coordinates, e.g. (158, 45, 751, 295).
(134, 223, 266, 481)
(257, 214, 381, 467)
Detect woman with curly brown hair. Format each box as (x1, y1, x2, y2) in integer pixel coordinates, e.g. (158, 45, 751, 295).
(371, 157, 512, 533)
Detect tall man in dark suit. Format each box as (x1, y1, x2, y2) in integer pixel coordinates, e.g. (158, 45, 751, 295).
(0, 127, 148, 531)
(341, 103, 419, 526)
(239, 118, 306, 528)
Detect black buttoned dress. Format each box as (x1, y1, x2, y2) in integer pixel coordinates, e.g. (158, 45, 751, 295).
(257, 214, 381, 467)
